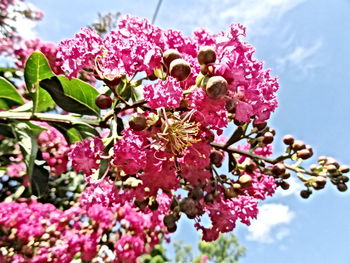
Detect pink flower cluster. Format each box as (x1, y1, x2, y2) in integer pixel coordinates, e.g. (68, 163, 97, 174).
(0, 200, 113, 263)
(59, 14, 280, 242)
(14, 38, 63, 74)
(38, 124, 70, 176)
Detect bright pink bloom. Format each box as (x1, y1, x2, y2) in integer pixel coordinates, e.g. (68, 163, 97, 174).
(69, 137, 104, 176)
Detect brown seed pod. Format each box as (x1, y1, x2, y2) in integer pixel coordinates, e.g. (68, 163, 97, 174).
(262, 132, 274, 145)
(163, 49, 182, 69)
(129, 114, 147, 131)
(272, 163, 286, 176)
(280, 181, 290, 190)
(340, 165, 350, 174)
(205, 76, 228, 99)
(292, 140, 306, 151)
(297, 149, 313, 160)
(210, 150, 224, 167)
(197, 46, 217, 65)
(337, 183, 348, 192)
(300, 189, 312, 199)
(169, 58, 191, 81)
(283, 134, 294, 145)
(95, 94, 112, 109)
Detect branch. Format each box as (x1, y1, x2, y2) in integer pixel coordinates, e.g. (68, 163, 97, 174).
(211, 142, 316, 176)
(0, 111, 100, 127)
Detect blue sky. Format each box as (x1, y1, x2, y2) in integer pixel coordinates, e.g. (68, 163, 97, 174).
(28, 0, 350, 262)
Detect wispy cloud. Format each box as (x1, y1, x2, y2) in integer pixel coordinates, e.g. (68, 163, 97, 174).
(220, 0, 306, 30)
(246, 203, 295, 243)
(276, 40, 323, 74)
(168, 0, 306, 35)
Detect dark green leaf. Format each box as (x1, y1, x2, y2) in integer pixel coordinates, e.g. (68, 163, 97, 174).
(40, 76, 100, 116)
(31, 163, 49, 197)
(51, 123, 99, 144)
(24, 51, 56, 112)
(224, 126, 244, 148)
(0, 123, 14, 137)
(0, 77, 25, 106)
(0, 98, 10, 110)
(228, 154, 237, 173)
(11, 121, 46, 196)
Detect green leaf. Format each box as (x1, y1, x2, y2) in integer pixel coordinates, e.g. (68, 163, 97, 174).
(40, 76, 100, 116)
(0, 98, 10, 110)
(0, 123, 14, 137)
(24, 51, 56, 112)
(0, 77, 25, 106)
(31, 162, 49, 197)
(51, 123, 99, 144)
(11, 121, 46, 196)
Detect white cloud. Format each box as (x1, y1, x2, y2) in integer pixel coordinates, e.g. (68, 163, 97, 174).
(220, 0, 306, 29)
(246, 203, 295, 243)
(276, 40, 323, 74)
(168, 0, 306, 36)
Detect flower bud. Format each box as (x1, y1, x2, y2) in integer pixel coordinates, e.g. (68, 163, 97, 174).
(238, 174, 252, 186)
(272, 163, 286, 176)
(314, 176, 326, 190)
(262, 132, 274, 145)
(300, 189, 312, 199)
(190, 186, 204, 201)
(200, 64, 208, 75)
(283, 134, 294, 145)
(326, 157, 340, 168)
(225, 98, 236, 113)
(95, 94, 112, 109)
(163, 49, 182, 69)
(281, 172, 291, 180)
(167, 223, 177, 233)
(337, 183, 348, 192)
(297, 149, 313, 160)
(224, 187, 238, 198)
(169, 58, 191, 81)
(149, 200, 159, 211)
(326, 164, 337, 174)
(253, 121, 267, 131)
(204, 193, 214, 203)
(280, 181, 290, 190)
(210, 150, 224, 167)
(340, 165, 350, 174)
(292, 140, 306, 151)
(340, 176, 349, 183)
(163, 214, 177, 226)
(129, 114, 147, 131)
(206, 76, 228, 99)
(317, 156, 327, 165)
(197, 46, 216, 65)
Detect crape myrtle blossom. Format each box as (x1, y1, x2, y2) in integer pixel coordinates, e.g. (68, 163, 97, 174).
(1, 1, 349, 261)
(57, 14, 280, 243)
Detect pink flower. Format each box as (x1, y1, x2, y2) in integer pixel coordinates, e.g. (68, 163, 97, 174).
(144, 78, 183, 109)
(114, 234, 145, 263)
(69, 137, 104, 176)
(113, 129, 147, 175)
